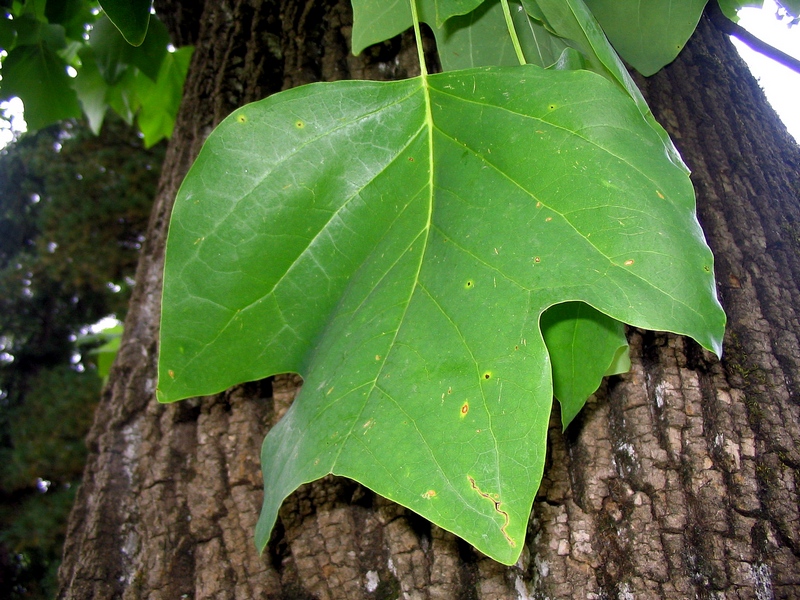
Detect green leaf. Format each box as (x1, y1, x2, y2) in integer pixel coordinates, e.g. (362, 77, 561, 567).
(716, 0, 760, 21)
(45, 0, 97, 40)
(89, 14, 169, 84)
(523, 0, 688, 173)
(159, 66, 725, 563)
(433, 0, 487, 24)
(541, 301, 629, 429)
(92, 325, 123, 381)
(134, 45, 193, 147)
(8, 12, 43, 46)
(0, 43, 82, 130)
(72, 47, 109, 134)
(0, 16, 19, 51)
(105, 67, 140, 125)
(581, 0, 708, 76)
(434, 0, 571, 70)
(351, 0, 410, 54)
(98, 0, 152, 46)
(351, 0, 486, 56)
(121, 15, 170, 81)
(89, 15, 132, 83)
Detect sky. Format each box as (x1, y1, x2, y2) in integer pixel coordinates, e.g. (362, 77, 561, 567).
(0, 3, 798, 146)
(733, 0, 800, 142)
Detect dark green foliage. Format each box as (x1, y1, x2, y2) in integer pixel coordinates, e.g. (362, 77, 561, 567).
(0, 117, 163, 598)
(0, 0, 192, 145)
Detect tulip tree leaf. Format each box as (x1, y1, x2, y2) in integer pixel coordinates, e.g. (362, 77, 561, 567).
(435, 0, 572, 71)
(352, 0, 484, 56)
(523, 0, 688, 173)
(582, 0, 708, 76)
(98, 0, 152, 46)
(0, 43, 83, 130)
(158, 64, 725, 564)
(541, 301, 629, 429)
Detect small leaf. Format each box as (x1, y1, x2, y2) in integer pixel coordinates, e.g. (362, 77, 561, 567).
(351, 0, 410, 54)
(159, 66, 725, 563)
(105, 67, 141, 125)
(89, 14, 169, 84)
(433, 0, 486, 25)
(351, 0, 485, 55)
(0, 16, 19, 51)
(434, 0, 571, 70)
(9, 12, 43, 46)
(73, 46, 109, 134)
(45, 0, 97, 40)
(582, 0, 708, 76)
(135, 45, 193, 147)
(541, 301, 628, 429)
(98, 0, 152, 46)
(121, 16, 170, 81)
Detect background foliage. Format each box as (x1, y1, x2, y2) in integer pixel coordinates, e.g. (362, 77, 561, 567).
(0, 117, 162, 599)
(0, 0, 192, 146)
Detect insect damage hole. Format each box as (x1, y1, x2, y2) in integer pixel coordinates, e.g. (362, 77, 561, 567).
(295, 120, 305, 128)
(236, 114, 247, 124)
(465, 280, 474, 289)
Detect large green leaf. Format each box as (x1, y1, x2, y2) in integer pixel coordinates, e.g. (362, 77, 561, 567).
(159, 65, 724, 563)
(98, 0, 152, 46)
(582, 0, 708, 76)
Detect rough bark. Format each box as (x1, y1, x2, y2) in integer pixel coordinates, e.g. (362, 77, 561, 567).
(58, 3, 800, 599)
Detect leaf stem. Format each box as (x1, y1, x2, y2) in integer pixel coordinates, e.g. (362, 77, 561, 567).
(409, 0, 428, 78)
(500, 0, 527, 66)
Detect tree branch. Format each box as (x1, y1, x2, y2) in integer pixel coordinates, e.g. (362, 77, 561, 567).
(709, 0, 800, 75)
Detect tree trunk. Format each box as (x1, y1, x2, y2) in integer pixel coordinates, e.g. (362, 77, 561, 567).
(57, 3, 800, 598)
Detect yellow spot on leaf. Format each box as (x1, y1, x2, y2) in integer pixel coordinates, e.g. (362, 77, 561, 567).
(236, 114, 247, 124)
(656, 190, 665, 199)
(295, 120, 305, 128)
(624, 259, 634, 266)
(461, 402, 469, 416)
(422, 490, 436, 499)
(168, 370, 175, 379)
